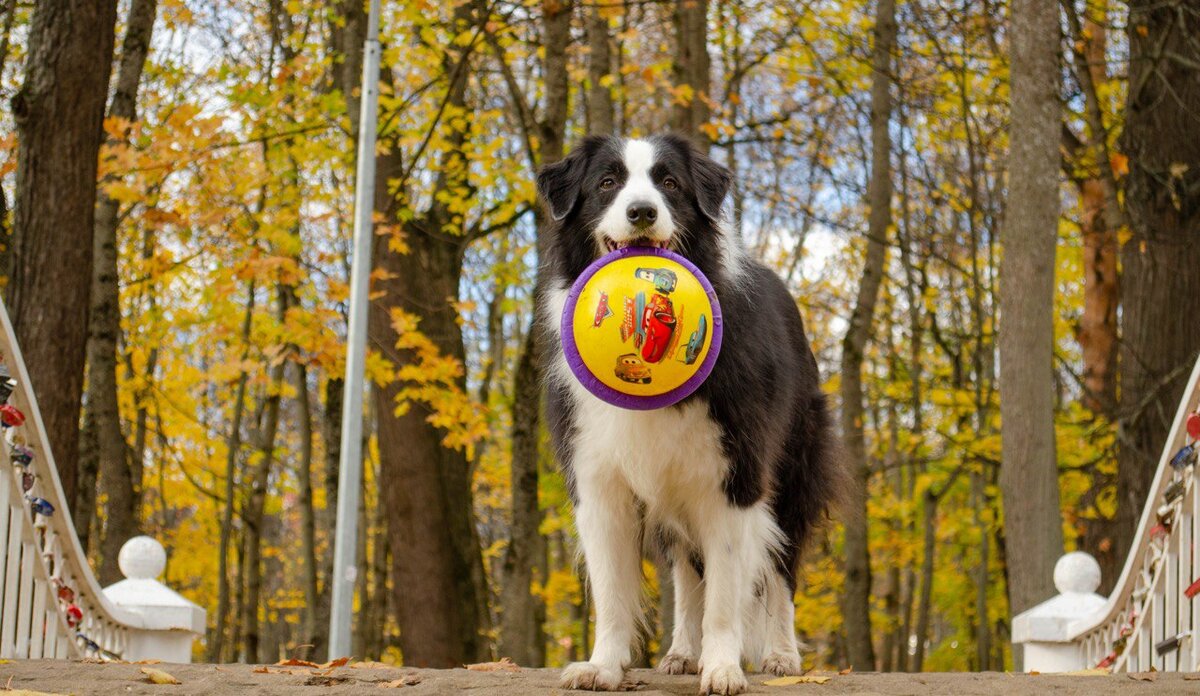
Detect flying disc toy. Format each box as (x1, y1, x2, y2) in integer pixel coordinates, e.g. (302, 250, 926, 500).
(561, 246, 722, 410)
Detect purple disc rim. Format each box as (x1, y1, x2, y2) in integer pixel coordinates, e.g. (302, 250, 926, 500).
(561, 246, 723, 410)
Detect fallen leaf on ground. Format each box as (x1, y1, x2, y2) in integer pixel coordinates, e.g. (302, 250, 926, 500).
(352, 661, 393, 669)
(133, 659, 162, 665)
(764, 675, 831, 685)
(277, 658, 319, 668)
(1184, 674, 1200, 680)
(378, 674, 422, 688)
(1064, 669, 1109, 676)
(321, 657, 351, 669)
(140, 667, 181, 685)
(1130, 672, 1157, 682)
(838, 667, 852, 675)
(465, 657, 520, 672)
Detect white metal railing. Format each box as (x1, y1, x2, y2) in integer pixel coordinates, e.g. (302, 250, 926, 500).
(1015, 354, 1200, 672)
(0, 298, 148, 660)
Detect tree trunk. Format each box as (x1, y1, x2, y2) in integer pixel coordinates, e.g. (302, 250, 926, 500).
(671, 0, 710, 146)
(497, 0, 570, 668)
(75, 410, 99, 555)
(499, 328, 548, 665)
(911, 490, 937, 672)
(91, 0, 157, 587)
(293, 360, 320, 654)
(586, 4, 615, 135)
(1077, 180, 1119, 413)
(8, 0, 119, 505)
(896, 93, 922, 672)
(1060, 0, 1124, 588)
(352, 449, 370, 660)
(839, 0, 894, 671)
(880, 392, 900, 672)
(1062, 0, 1121, 416)
(1076, 175, 1121, 590)
(316, 375, 343, 660)
(1115, 0, 1200, 570)
(241, 292, 286, 662)
(370, 232, 487, 666)
(210, 287, 254, 664)
(367, 452, 389, 660)
(971, 471, 990, 670)
(997, 0, 1064, 627)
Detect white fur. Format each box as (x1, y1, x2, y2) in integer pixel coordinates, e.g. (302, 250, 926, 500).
(547, 286, 787, 694)
(759, 570, 803, 675)
(660, 555, 703, 674)
(594, 139, 675, 248)
(718, 219, 749, 281)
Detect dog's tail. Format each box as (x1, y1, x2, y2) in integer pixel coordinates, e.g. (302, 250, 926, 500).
(772, 390, 853, 585)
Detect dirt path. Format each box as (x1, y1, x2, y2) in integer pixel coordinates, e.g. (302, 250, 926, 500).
(1, 660, 1197, 695)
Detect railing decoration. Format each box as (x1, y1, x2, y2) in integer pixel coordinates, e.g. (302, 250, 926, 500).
(0, 298, 202, 661)
(1015, 354, 1200, 673)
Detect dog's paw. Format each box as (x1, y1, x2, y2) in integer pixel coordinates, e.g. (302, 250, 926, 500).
(560, 661, 625, 691)
(760, 651, 802, 676)
(699, 662, 748, 695)
(658, 652, 698, 675)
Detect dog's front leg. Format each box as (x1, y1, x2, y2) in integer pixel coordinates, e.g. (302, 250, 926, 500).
(696, 508, 752, 695)
(560, 473, 640, 691)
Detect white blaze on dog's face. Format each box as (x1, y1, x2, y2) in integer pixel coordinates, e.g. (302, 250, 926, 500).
(593, 139, 676, 252)
(537, 134, 736, 278)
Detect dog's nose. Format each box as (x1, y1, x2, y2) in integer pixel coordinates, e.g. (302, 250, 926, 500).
(626, 202, 657, 229)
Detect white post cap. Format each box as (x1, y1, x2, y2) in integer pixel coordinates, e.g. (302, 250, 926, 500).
(1054, 551, 1102, 595)
(118, 535, 167, 580)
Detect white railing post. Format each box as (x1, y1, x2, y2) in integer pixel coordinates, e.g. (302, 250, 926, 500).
(102, 536, 205, 663)
(1013, 551, 1107, 672)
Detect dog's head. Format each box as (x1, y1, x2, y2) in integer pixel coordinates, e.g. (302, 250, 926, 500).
(537, 134, 735, 281)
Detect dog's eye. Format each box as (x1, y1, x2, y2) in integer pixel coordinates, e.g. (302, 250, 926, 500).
(600, 177, 616, 191)
(662, 176, 678, 191)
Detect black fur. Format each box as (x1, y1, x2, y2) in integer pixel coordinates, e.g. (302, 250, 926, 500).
(538, 134, 845, 589)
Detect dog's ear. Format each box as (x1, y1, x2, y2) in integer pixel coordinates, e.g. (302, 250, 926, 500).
(537, 139, 598, 222)
(689, 148, 732, 221)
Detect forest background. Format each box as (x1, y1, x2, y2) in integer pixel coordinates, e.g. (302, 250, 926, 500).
(2, 0, 1199, 674)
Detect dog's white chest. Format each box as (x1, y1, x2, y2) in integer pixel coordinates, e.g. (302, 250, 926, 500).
(572, 394, 727, 512)
(545, 286, 730, 521)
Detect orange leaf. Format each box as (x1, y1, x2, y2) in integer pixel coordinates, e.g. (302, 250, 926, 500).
(1110, 152, 1130, 178)
(465, 657, 520, 672)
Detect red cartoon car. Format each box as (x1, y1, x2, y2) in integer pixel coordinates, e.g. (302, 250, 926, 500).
(640, 293, 677, 363)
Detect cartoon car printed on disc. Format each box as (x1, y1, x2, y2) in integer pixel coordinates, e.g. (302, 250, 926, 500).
(561, 247, 722, 410)
(614, 354, 652, 384)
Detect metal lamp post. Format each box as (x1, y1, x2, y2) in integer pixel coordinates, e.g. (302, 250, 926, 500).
(328, 0, 382, 660)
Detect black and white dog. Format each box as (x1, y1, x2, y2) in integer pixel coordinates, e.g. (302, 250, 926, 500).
(537, 135, 844, 695)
